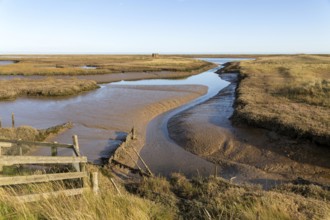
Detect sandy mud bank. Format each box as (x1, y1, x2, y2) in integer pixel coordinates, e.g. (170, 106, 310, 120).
(168, 73, 330, 188)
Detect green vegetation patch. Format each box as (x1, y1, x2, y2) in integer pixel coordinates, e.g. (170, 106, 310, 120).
(230, 55, 330, 146)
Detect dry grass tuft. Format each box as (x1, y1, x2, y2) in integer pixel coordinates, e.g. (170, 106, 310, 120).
(0, 78, 99, 100)
(127, 174, 330, 220)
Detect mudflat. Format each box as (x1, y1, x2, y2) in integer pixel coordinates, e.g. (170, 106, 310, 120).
(168, 56, 330, 188)
(29, 84, 208, 163)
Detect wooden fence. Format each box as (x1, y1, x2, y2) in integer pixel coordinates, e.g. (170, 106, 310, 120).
(0, 135, 99, 202)
(108, 127, 153, 177)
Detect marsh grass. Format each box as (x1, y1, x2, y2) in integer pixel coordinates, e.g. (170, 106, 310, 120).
(0, 123, 73, 156)
(0, 55, 214, 76)
(127, 173, 330, 220)
(0, 78, 99, 100)
(231, 55, 330, 145)
(0, 168, 329, 219)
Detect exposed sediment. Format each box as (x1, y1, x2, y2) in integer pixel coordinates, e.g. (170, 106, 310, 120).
(168, 70, 330, 187)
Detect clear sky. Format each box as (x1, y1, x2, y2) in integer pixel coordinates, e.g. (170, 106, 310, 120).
(0, 0, 329, 54)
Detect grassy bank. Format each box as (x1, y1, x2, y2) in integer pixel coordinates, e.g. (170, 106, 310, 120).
(0, 123, 72, 155)
(1, 170, 329, 219)
(0, 55, 215, 76)
(228, 55, 330, 146)
(0, 78, 99, 100)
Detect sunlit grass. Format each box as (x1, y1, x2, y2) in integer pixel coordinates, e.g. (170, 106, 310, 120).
(0, 55, 215, 75)
(0, 78, 99, 100)
(232, 54, 330, 145)
(1, 171, 328, 220)
(0, 172, 173, 220)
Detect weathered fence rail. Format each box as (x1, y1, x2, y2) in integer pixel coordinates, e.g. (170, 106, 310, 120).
(0, 135, 98, 202)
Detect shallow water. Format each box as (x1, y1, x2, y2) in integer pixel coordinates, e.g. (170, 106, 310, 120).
(0, 58, 244, 172)
(0, 60, 16, 66)
(81, 65, 97, 69)
(138, 58, 245, 176)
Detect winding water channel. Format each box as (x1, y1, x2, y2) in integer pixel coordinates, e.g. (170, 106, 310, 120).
(0, 58, 246, 176)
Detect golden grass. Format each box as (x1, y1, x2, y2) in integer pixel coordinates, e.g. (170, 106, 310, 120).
(128, 173, 330, 220)
(0, 55, 215, 76)
(0, 166, 173, 220)
(231, 55, 330, 145)
(0, 78, 99, 100)
(0, 123, 73, 156)
(0, 167, 329, 219)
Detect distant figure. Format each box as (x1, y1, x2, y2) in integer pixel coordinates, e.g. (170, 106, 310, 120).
(152, 53, 159, 58)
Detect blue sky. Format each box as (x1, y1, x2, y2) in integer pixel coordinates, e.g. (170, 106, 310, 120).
(0, 0, 329, 54)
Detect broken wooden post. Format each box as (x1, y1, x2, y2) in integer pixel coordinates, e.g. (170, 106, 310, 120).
(72, 135, 80, 156)
(11, 113, 15, 128)
(91, 172, 99, 195)
(72, 135, 81, 171)
(0, 118, 2, 128)
(132, 147, 153, 176)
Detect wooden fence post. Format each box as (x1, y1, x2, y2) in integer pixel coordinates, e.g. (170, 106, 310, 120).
(72, 135, 81, 171)
(11, 113, 15, 128)
(0, 118, 2, 128)
(72, 135, 80, 156)
(80, 163, 88, 187)
(91, 172, 99, 195)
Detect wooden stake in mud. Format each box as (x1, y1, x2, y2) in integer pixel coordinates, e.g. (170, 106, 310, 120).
(132, 147, 153, 176)
(11, 113, 15, 128)
(51, 142, 58, 156)
(214, 164, 218, 178)
(131, 127, 136, 140)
